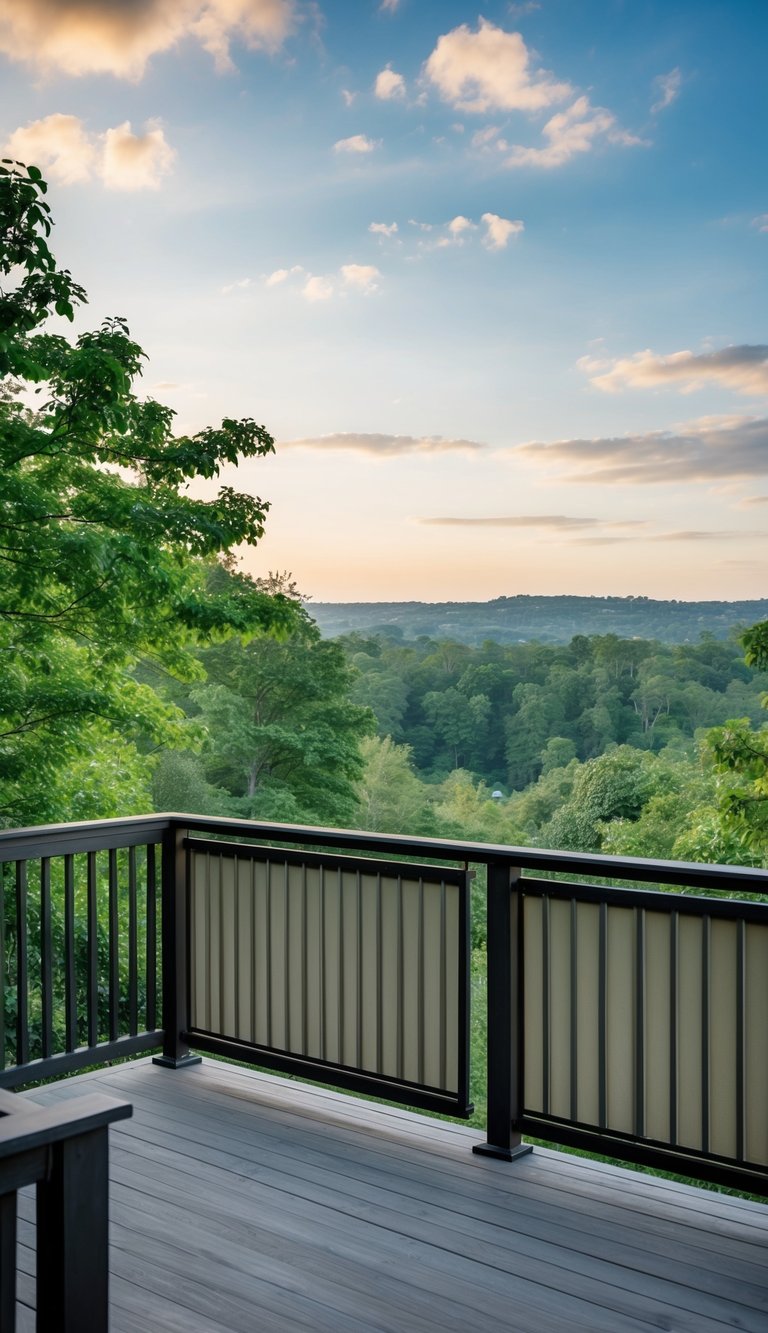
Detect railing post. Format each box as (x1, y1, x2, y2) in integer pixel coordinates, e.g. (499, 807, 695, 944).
(36, 1127, 110, 1331)
(153, 823, 201, 1070)
(473, 861, 531, 1162)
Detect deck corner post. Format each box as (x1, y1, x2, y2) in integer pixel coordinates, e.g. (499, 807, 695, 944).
(36, 1126, 110, 1331)
(473, 860, 532, 1163)
(153, 822, 201, 1071)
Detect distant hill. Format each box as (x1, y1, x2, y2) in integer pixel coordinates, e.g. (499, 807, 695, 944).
(308, 596, 768, 646)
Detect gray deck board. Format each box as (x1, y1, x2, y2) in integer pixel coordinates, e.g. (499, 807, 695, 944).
(15, 1057, 768, 1332)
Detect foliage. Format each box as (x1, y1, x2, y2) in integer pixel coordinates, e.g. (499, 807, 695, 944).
(0, 160, 300, 826)
(158, 591, 377, 825)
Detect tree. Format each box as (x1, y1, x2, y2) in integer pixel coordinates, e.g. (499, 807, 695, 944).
(1, 160, 299, 824)
(697, 620, 768, 859)
(189, 613, 375, 825)
(356, 736, 432, 834)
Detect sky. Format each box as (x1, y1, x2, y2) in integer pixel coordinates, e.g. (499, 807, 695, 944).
(1, 0, 767, 603)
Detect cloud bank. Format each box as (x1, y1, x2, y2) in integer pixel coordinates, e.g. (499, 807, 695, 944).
(280, 433, 486, 455)
(579, 345, 768, 397)
(518, 415, 768, 484)
(0, 0, 293, 79)
(4, 114, 174, 190)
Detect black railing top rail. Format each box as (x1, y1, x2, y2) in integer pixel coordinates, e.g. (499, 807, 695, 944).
(1, 811, 767, 895)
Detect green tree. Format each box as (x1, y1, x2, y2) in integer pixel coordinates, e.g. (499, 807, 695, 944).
(1, 160, 298, 824)
(191, 618, 375, 825)
(356, 736, 432, 834)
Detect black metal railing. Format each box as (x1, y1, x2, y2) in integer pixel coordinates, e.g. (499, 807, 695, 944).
(1, 813, 767, 1195)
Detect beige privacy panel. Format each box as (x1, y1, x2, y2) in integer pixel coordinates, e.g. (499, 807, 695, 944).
(188, 844, 468, 1102)
(523, 889, 768, 1170)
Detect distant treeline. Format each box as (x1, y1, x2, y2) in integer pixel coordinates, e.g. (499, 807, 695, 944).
(340, 629, 768, 791)
(311, 596, 768, 646)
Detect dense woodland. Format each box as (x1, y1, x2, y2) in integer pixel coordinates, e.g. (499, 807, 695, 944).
(311, 596, 768, 646)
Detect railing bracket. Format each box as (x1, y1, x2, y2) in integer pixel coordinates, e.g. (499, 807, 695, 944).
(473, 1141, 533, 1163)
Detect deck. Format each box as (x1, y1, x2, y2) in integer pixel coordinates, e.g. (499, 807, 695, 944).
(13, 1057, 768, 1332)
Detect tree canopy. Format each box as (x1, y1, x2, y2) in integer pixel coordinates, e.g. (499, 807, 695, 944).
(1, 160, 301, 825)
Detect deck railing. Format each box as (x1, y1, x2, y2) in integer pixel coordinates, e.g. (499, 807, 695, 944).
(0, 1085, 131, 1331)
(1, 813, 766, 1195)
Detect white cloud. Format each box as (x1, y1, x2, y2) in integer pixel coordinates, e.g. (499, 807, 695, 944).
(369, 221, 398, 237)
(280, 432, 485, 455)
(579, 345, 768, 397)
(3, 113, 97, 185)
(505, 95, 642, 168)
(448, 215, 476, 237)
(419, 514, 614, 529)
(101, 119, 174, 190)
(752, 214, 768, 233)
(375, 65, 406, 100)
(471, 124, 503, 149)
(264, 264, 303, 287)
(0, 0, 294, 79)
(379, 0, 400, 12)
(424, 19, 571, 114)
(651, 67, 682, 114)
(340, 263, 381, 293)
(517, 414, 768, 485)
(481, 212, 523, 249)
(341, 88, 357, 107)
(507, 2, 541, 15)
(333, 134, 380, 154)
(302, 275, 334, 302)
(221, 276, 255, 293)
(3, 113, 173, 190)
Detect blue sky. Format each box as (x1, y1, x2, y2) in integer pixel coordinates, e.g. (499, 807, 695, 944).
(2, 0, 767, 600)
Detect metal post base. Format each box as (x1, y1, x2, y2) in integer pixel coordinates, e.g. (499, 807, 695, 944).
(472, 1140, 533, 1163)
(152, 1053, 203, 1070)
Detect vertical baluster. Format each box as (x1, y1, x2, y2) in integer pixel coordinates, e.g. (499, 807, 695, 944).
(635, 906, 646, 1139)
(108, 849, 119, 1042)
(283, 861, 290, 1050)
(736, 918, 746, 1162)
(87, 851, 98, 1047)
(128, 846, 138, 1036)
(701, 915, 711, 1155)
(40, 858, 53, 1060)
(417, 877, 425, 1086)
(375, 872, 383, 1075)
(541, 894, 550, 1116)
(0, 863, 5, 1070)
(318, 865, 326, 1062)
(265, 860, 272, 1049)
(301, 863, 308, 1056)
(356, 870, 363, 1071)
(570, 898, 578, 1124)
(233, 856, 240, 1038)
(669, 910, 678, 1145)
(16, 861, 29, 1068)
(63, 855, 76, 1052)
(146, 844, 157, 1032)
(396, 875, 403, 1082)
(598, 901, 607, 1131)
(337, 867, 344, 1065)
(439, 880, 447, 1094)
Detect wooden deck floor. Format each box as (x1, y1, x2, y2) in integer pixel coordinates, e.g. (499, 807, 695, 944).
(15, 1057, 768, 1332)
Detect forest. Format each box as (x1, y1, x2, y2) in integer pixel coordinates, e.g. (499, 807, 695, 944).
(310, 596, 768, 646)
